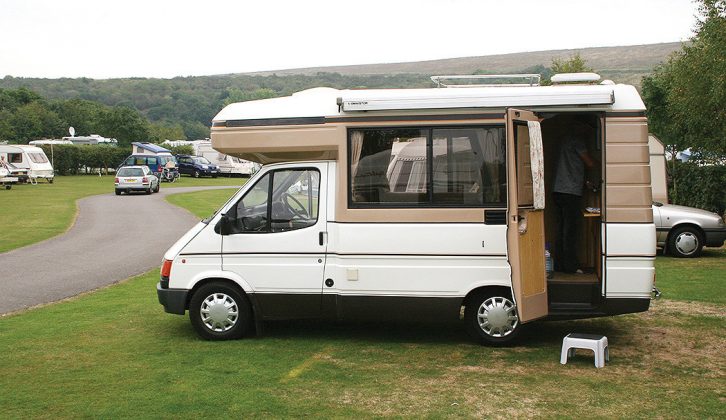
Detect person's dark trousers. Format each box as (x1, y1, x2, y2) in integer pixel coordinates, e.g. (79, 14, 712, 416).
(554, 192, 582, 273)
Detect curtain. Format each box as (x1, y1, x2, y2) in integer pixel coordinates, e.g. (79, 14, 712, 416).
(350, 131, 364, 178)
(528, 121, 545, 210)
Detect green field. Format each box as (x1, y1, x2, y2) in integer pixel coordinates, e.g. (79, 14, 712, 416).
(1, 187, 724, 417)
(0, 175, 245, 253)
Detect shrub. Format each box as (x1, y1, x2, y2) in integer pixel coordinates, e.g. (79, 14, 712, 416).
(39, 144, 131, 175)
(669, 161, 726, 216)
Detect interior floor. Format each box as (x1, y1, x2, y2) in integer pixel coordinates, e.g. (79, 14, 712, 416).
(548, 272, 598, 284)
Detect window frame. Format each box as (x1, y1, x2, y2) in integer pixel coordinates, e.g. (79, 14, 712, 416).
(347, 125, 507, 209)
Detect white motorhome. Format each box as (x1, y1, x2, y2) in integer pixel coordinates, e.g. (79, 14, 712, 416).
(0, 144, 54, 183)
(157, 74, 657, 344)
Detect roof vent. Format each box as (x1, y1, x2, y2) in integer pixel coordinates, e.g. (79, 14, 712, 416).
(551, 73, 601, 84)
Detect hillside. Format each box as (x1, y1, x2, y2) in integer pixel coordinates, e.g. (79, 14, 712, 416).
(247, 42, 682, 85)
(0, 42, 681, 140)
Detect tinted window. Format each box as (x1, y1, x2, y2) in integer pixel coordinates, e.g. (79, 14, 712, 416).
(8, 153, 22, 163)
(349, 126, 506, 207)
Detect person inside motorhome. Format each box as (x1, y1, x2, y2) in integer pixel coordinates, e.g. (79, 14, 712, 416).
(553, 121, 595, 273)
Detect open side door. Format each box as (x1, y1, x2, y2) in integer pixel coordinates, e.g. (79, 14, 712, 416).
(506, 109, 548, 323)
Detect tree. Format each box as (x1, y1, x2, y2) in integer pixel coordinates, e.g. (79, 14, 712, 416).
(541, 53, 594, 85)
(642, 0, 726, 157)
(148, 121, 186, 143)
(96, 106, 151, 147)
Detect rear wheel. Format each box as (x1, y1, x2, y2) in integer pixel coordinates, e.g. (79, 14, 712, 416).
(189, 282, 252, 340)
(154, 183, 160, 193)
(465, 290, 521, 345)
(668, 226, 703, 258)
(146, 187, 151, 195)
(115, 189, 121, 195)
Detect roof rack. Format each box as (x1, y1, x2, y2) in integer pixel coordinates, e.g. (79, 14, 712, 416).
(431, 74, 541, 88)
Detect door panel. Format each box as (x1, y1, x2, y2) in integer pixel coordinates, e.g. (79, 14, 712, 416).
(222, 162, 328, 319)
(506, 109, 548, 322)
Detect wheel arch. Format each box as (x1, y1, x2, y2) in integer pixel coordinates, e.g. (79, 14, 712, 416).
(462, 285, 515, 309)
(185, 277, 261, 335)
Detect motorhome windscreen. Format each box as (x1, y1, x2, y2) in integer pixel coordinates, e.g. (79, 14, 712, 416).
(349, 126, 506, 207)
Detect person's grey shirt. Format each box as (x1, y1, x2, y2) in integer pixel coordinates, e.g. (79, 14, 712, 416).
(553, 136, 587, 196)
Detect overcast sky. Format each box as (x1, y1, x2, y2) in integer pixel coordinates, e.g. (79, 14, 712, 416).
(0, 0, 699, 79)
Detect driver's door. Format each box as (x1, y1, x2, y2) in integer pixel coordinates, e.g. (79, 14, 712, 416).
(222, 162, 328, 319)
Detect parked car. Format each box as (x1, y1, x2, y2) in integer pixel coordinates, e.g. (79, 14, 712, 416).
(115, 166, 160, 195)
(176, 154, 219, 178)
(653, 202, 726, 258)
(119, 154, 178, 179)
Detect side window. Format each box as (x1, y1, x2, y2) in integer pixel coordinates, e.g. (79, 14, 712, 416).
(134, 157, 145, 165)
(8, 153, 23, 163)
(432, 128, 506, 206)
(349, 126, 506, 207)
(230, 169, 320, 234)
(350, 128, 428, 205)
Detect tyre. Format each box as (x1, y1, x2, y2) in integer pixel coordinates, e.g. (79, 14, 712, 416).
(193, 170, 200, 178)
(465, 289, 521, 345)
(154, 183, 160, 193)
(5, 185, 11, 190)
(668, 226, 703, 258)
(189, 282, 252, 340)
(146, 187, 151, 195)
(48, 178, 54, 184)
(212, 174, 218, 178)
(115, 189, 121, 195)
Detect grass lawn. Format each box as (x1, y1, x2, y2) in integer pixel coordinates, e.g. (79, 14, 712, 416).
(654, 246, 726, 305)
(1, 190, 724, 417)
(0, 175, 245, 253)
(165, 188, 240, 219)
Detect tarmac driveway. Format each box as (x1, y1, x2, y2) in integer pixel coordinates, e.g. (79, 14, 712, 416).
(0, 186, 237, 315)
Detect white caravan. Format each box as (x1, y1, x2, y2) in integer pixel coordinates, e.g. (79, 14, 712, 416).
(0, 145, 54, 183)
(157, 74, 657, 344)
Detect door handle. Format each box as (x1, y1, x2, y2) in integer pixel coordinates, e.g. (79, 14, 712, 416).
(319, 231, 327, 246)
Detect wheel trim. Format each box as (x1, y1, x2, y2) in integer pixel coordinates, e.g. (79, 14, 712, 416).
(476, 297, 519, 338)
(675, 232, 699, 255)
(200, 293, 239, 332)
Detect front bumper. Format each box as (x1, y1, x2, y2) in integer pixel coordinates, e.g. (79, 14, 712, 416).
(157, 282, 189, 315)
(704, 228, 726, 247)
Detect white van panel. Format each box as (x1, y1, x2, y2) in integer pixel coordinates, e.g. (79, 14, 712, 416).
(605, 257, 655, 298)
(604, 223, 656, 256)
(325, 223, 510, 297)
(324, 255, 510, 297)
(329, 223, 507, 256)
(169, 256, 224, 289)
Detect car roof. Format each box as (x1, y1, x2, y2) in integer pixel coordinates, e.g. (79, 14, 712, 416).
(118, 165, 149, 170)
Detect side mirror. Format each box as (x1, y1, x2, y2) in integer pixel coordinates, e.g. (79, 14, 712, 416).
(214, 213, 232, 235)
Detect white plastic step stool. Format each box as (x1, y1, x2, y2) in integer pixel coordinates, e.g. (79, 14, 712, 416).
(560, 333, 609, 368)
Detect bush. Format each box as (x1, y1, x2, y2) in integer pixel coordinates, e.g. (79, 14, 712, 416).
(164, 144, 194, 156)
(39, 145, 131, 175)
(669, 161, 726, 216)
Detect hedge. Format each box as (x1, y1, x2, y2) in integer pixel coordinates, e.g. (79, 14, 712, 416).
(39, 144, 131, 175)
(669, 161, 726, 216)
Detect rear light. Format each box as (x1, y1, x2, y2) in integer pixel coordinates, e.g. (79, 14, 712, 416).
(114, 177, 119, 183)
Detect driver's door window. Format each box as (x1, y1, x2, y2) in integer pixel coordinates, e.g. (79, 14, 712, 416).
(232, 169, 319, 234)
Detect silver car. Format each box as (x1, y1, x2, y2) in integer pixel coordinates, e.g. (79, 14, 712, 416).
(653, 202, 726, 257)
(115, 165, 160, 195)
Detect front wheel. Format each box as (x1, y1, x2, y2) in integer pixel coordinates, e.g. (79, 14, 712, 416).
(668, 226, 703, 258)
(465, 291, 521, 345)
(189, 282, 253, 340)
(193, 170, 200, 178)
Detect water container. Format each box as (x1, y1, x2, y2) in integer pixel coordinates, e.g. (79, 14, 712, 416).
(545, 243, 554, 279)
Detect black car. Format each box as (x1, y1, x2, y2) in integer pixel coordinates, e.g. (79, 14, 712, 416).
(176, 155, 219, 178)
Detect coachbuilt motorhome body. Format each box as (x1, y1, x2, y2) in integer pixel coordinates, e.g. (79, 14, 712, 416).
(157, 74, 657, 344)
